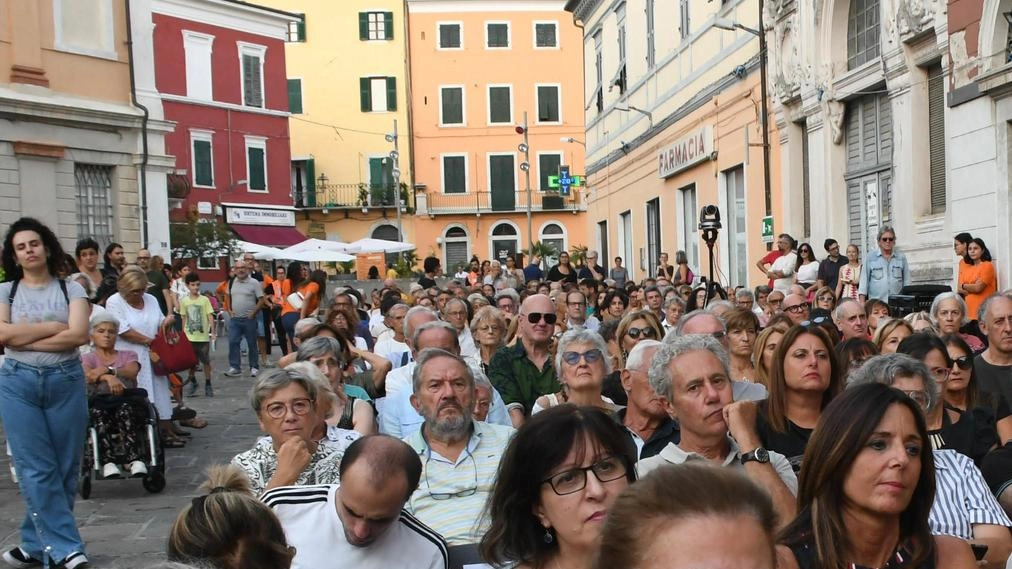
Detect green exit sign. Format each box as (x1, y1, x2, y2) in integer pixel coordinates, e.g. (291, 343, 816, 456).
(761, 215, 774, 243)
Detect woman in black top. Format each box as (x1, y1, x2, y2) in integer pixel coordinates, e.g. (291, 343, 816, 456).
(546, 251, 578, 283)
(777, 383, 976, 569)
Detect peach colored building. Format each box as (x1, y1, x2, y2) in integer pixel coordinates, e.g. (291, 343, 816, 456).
(407, 0, 588, 271)
(0, 0, 174, 255)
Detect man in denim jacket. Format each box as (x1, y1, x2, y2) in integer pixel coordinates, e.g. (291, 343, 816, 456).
(858, 226, 910, 302)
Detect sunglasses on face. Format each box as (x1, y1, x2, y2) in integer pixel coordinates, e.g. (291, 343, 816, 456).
(524, 312, 558, 325)
(801, 317, 830, 326)
(880, 237, 895, 242)
(785, 305, 808, 313)
(561, 349, 604, 365)
(626, 326, 658, 339)
(952, 355, 973, 370)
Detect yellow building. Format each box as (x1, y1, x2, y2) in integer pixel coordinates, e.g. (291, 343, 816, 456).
(256, 0, 414, 247)
(566, 0, 784, 287)
(407, 0, 588, 271)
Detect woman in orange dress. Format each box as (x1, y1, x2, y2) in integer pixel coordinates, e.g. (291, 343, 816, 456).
(958, 237, 996, 321)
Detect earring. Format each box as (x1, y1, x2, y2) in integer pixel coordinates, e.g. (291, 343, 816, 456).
(543, 527, 554, 544)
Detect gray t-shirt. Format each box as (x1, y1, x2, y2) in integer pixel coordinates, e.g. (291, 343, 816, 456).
(229, 276, 263, 317)
(0, 278, 87, 366)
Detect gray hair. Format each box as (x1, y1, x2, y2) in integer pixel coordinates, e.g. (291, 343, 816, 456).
(494, 288, 520, 304)
(89, 309, 120, 331)
(877, 225, 896, 240)
(294, 317, 322, 337)
(674, 310, 727, 336)
(249, 367, 321, 413)
(929, 292, 967, 325)
(470, 306, 507, 336)
(705, 300, 735, 314)
(285, 361, 339, 418)
(625, 339, 662, 371)
(847, 353, 939, 412)
(412, 320, 460, 352)
(554, 328, 613, 376)
(403, 305, 438, 339)
(735, 288, 754, 301)
(412, 347, 475, 394)
(834, 297, 860, 322)
(648, 334, 730, 401)
(663, 296, 686, 310)
(296, 336, 344, 363)
(472, 365, 494, 393)
(978, 293, 1009, 324)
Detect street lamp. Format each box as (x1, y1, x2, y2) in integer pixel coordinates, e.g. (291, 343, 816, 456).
(517, 113, 534, 256)
(385, 121, 403, 240)
(560, 136, 586, 146)
(714, 12, 773, 242)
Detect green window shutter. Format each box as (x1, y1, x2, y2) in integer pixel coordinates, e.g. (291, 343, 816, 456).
(248, 147, 266, 190)
(385, 77, 397, 111)
(360, 78, 372, 112)
(297, 19, 306, 42)
(384, 12, 394, 39)
(287, 79, 303, 114)
(489, 87, 511, 123)
(444, 156, 465, 193)
(539, 154, 561, 190)
(305, 158, 316, 206)
(359, 13, 369, 40)
(193, 140, 212, 186)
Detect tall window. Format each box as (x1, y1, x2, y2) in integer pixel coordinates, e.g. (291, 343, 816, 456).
(359, 11, 393, 40)
(538, 153, 562, 190)
(287, 16, 306, 42)
(540, 223, 566, 266)
(680, 185, 698, 270)
(800, 120, 811, 237)
(360, 77, 397, 112)
(646, 0, 656, 68)
(190, 130, 214, 188)
(679, 0, 690, 39)
(239, 43, 266, 108)
(724, 167, 747, 287)
(614, 3, 627, 93)
(534, 22, 557, 48)
(536, 85, 560, 123)
(287, 78, 303, 114)
(488, 85, 512, 124)
(183, 31, 213, 101)
(597, 220, 609, 266)
(486, 22, 510, 48)
(438, 23, 462, 49)
(245, 137, 267, 192)
(444, 226, 469, 273)
(440, 86, 464, 125)
(927, 63, 946, 213)
(646, 198, 661, 278)
(442, 155, 467, 194)
(55, 0, 115, 58)
(75, 164, 115, 245)
(593, 30, 604, 113)
(619, 210, 633, 280)
(847, 0, 880, 69)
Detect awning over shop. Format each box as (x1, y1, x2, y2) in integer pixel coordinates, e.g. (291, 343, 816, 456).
(230, 224, 307, 247)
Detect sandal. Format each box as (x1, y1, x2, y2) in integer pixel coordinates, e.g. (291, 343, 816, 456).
(161, 436, 186, 448)
(179, 417, 208, 429)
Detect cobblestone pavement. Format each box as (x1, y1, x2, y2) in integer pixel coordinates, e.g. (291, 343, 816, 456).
(0, 347, 270, 567)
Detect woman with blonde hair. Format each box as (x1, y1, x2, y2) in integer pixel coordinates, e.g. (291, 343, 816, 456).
(905, 311, 938, 334)
(873, 317, 914, 354)
(614, 310, 663, 367)
(753, 322, 789, 388)
(168, 464, 296, 569)
(471, 306, 508, 376)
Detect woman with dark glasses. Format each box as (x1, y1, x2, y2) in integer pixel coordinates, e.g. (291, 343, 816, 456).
(942, 334, 1012, 447)
(480, 405, 636, 569)
(532, 330, 619, 414)
(614, 310, 664, 367)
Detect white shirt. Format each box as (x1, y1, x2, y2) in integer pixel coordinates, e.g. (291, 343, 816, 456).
(375, 336, 411, 369)
(458, 327, 478, 360)
(263, 484, 448, 569)
(566, 316, 600, 332)
(770, 252, 798, 293)
(796, 260, 819, 284)
(368, 312, 388, 340)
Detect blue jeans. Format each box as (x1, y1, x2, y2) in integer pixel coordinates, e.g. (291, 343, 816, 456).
(0, 358, 88, 563)
(228, 316, 259, 370)
(281, 312, 300, 353)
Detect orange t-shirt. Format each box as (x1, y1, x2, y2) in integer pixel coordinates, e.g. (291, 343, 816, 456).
(280, 281, 321, 316)
(960, 261, 997, 320)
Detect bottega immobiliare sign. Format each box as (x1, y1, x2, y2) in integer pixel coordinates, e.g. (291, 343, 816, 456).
(657, 125, 713, 179)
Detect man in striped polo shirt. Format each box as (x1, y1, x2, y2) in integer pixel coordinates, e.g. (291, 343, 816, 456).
(405, 348, 514, 545)
(262, 435, 448, 569)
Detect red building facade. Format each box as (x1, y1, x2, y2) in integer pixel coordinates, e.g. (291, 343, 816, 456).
(152, 0, 301, 280)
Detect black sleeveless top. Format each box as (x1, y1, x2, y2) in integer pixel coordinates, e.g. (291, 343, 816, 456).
(336, 396, 358, 430)
(789, 542, 935, 569)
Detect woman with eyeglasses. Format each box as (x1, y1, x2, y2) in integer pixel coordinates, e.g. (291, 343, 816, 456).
(231, 367, 345, 495)
(615, 310, 664, 367)
(793, 242, 819, 293)
(931, 292, 986, 354)
(898, 333, 998, 464)
(875, 317, 915, 354)
(471, 306, 508, 376)
(725, 308, 760, 382)
(532, 330, 619, 414)
(942, 334, 1012, 446)
(812, 286, 836, 312)
(480, 404, 636, 569)
(169, 464, 296, 569)
(757, 324, 842, 473)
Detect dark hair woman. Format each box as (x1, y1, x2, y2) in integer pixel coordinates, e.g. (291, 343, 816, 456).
(776, 382, 977, 569)
(279, 261, 318, 352)
(480, 405, 636, 569)
(941, 334, 1012, 445)
(959, 237, 997, 322)
(0, 217, 92, 567)
(599, 289, 629, 322)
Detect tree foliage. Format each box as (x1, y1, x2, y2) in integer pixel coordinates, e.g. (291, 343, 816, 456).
(169, 211, 240, 261)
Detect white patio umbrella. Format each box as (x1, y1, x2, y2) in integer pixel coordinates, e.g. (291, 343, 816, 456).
(279, 238, 351, 256)
(344, 237, 415, 253)
(285, 249, 355, 263)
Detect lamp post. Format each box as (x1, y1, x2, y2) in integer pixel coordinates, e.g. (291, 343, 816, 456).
(714, 10, 772, 237)
(385, 120, 403, 240)
(517, 112, 533, 256)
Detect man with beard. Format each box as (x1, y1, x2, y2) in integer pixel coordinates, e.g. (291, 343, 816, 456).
(404, 348, 513, 545)
(263, 435, 448, 568)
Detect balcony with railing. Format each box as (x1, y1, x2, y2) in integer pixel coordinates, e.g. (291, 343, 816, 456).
(417, 189, 586, 216)
(293, 183, 410, 212)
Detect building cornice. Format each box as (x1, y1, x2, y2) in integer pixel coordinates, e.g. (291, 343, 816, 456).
(563, 0, 604, 22)
(407, 0, 566, 13)
(0, 85, 143, 130)
(160, 93, 290, 118)
(152, 0, 298, 40)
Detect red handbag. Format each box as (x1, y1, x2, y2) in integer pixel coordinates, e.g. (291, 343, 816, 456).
(150, 329, 198, 376)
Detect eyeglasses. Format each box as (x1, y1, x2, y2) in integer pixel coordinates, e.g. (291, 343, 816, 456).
(952, 355, 973, 370)
(423, 449, 478, 500)
(785, 305, 808, 314)
(477, 324, 502, 333)
(817, 296, 835, 302)
(801, 317, 830, 327)
(263, 397, 315, 419)
(524, 312, 558, 325)
(708, 331, 727, 340)
(880, 237, 895, 242)
(542, 456, 628, 496)
(901, 389, 930, 410)
(931, 367, 951, 382)
(561, 349, 604, 365)
(626, 326, 658, 340)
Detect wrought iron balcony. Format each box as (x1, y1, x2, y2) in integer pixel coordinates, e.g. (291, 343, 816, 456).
(293, 183, 409, 211)
(420, 189, 586, 215)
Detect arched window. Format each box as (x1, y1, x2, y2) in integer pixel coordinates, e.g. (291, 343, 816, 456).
(490, 222, 520, 264)
(847, 0, 880, 69)
(539, 222, 566, 267)
(444, 226, 469, 273)
(372, 224, 403, 266)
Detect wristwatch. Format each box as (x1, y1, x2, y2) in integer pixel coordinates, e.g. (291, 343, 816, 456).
(106, 366, 117, 378)
(740, 447, 771, 465)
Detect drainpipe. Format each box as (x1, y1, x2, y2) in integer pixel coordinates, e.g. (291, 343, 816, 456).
(124, 0, 151, 247)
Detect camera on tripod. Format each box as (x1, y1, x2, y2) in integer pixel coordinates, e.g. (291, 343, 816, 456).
(698, 205, 722, 231)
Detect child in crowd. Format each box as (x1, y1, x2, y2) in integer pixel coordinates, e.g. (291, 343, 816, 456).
(180, 273, 216, 397)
